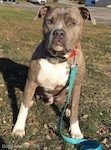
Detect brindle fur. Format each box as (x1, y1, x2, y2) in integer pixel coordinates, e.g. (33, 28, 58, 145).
(12, 5, 96, 138)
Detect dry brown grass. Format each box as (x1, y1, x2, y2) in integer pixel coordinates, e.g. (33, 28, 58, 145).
(0, 4, 111, 150)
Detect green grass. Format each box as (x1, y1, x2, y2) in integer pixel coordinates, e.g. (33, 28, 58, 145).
(0, 4, 111, 150)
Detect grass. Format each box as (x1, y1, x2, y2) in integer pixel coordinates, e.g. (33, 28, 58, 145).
(0, 3, 111, 150)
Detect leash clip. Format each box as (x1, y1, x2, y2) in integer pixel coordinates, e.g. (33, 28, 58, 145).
(72, 55, 77, 67)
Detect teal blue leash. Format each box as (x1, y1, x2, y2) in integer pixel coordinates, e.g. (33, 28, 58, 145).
(58, 62, 103, 150)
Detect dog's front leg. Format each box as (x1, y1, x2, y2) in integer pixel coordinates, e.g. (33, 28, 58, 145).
(12, 79, 37, 138)
(70, 83, 83, 139)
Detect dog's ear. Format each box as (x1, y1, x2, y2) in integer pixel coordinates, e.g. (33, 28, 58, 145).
(34, 6, 51, 20)
(38, 6, 51, 18)
(78, 7, 96, 25)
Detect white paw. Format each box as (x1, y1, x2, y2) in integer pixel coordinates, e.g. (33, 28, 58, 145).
(65, 108, 71, 117)
(12, 128, 25, 138)
(70, 121, 83, 139)
(11, 103, 28, 138)
(71, 131, 83, 139)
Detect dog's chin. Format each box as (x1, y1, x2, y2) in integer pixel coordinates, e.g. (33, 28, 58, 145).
(48, 43, 66, 57)
(48, 49, 64, 57)
(53, 44, 63, 51)
(47, 48, 67, 64)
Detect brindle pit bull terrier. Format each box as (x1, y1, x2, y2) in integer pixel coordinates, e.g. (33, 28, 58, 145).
(12, 5, 96, 138)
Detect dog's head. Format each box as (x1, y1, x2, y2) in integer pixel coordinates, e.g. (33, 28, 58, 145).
(37, 6, 96, 60)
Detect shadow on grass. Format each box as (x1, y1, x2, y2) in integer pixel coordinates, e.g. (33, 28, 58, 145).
(0, 58, 28, 125)
(0, 136, 8, 150)
(0, 58, 69, 138)
(51, 103, 69, 128)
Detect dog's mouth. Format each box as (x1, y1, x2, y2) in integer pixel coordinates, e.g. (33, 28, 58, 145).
(46, 42, 68, 63)
(48, 42, 66, 57)
(52, 42, 64, 51)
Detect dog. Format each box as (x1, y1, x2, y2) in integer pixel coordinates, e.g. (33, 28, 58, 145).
(12, 5, 96, 138)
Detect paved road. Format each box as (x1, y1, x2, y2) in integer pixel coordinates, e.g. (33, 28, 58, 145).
(87, 7, 111, 25)
(2, 1, 111, 25)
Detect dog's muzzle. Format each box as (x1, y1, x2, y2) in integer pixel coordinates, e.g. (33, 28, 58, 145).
(48, 29, 66, 56)
(53, 29, 65, 39)
(46, 29, 69, 63)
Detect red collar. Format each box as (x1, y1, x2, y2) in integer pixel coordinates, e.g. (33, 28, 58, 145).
(47, 44, 79, 64)
(69, 45, 78, 58)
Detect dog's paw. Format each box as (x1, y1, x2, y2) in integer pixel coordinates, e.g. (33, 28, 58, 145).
(70, 121, 83, 139)
(12, 123, 25, 138)
(71, 131, 83, 139)
(12, 128, 25, 138)
(65, 108, 71, 117)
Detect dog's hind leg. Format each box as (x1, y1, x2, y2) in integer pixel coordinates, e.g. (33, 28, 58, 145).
(12, 79, 37, 138)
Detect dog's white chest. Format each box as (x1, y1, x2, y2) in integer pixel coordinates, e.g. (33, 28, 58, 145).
(38, 59, 70, 91)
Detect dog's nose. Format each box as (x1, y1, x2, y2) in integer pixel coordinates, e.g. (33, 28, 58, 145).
(53, 29, 65, 38)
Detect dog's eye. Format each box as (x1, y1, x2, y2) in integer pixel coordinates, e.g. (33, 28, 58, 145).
(69, 21, 76, 27)
(46, 18, 53, 24)
(67, 19, 77, 27)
